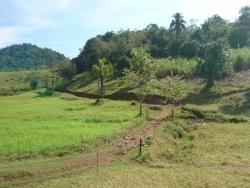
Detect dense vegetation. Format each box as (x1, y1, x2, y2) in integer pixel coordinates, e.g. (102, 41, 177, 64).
(0, 43, 67, 71)
(72, 6, 250, 86)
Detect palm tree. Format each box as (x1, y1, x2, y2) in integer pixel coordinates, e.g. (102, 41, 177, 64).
(170, 13, 186, 35)
(92, 58, 113, 99)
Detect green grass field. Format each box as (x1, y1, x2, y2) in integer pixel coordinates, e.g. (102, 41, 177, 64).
(2, 68, 250, 187)
(0, 91, 142, 160)
(25, 119, 250, 188)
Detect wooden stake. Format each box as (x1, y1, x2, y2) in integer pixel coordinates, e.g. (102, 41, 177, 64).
(96, 151, 99, 176)
(80, 133, 83, 151)
(17, 140, 20, 160)
(139, 138, 142, 156)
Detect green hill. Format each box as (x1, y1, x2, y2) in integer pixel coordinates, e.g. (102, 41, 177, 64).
(0, 43, 67, 71)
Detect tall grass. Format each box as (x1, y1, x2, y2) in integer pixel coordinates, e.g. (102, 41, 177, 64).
(0, 92, 141, 159)
(231, 48, 250, 72)
(154, 48, 250, 80)
(154, 58, 199, 79)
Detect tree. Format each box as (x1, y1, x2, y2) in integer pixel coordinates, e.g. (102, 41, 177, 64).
(79, 38, 110, 71)
(229, 6, 250, 48)
(25, 72, 40, 90)
(238, 6, 250, 25)
(145, 25, 172, 58)
(92, 58, 113, 99)
(170, 13, 186, 35)
(43, 68, 57, 90)
(198, 40, 231, 89)
(201, 15, 229, 42)
(57, 60, 76, 80)
(161, 74, 186, 104)
(124, 48, 155, 116)
(229, 25, 249, 48)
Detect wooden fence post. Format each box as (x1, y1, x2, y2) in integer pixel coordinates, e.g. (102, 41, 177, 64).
(96, 151, 99, 176)
(139, 138, 142, 156)
(80, 133, 83, 151)
(17, 140, 20, 160)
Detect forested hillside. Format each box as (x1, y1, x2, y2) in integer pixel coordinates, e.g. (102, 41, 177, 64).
(0, 44, 67, 71)
(72, 6, 250, 75)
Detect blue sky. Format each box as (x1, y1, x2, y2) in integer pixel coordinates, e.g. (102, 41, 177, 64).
(0, 0, 250, 58)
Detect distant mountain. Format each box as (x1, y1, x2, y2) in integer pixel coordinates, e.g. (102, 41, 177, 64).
(0, 43, 67, 71)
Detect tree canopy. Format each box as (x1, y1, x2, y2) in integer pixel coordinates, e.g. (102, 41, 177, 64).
(170, 13, 186, 35)
(72, 6, 250, 75)
(0, 44, 67, 71)
(92, 58, 113, 98)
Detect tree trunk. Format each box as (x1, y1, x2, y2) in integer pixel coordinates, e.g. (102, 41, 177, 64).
(51, 70, 55, 90)
(100, 74, 104, 99)
(45, 75, 48, 89)
(136, 93, 145, 117)
(206, 73, 214, 89)
(139, 100, 142, 117)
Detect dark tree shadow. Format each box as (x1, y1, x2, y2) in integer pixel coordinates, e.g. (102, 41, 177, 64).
(34, 90, 54, 98)
(182, 87, 250, 106)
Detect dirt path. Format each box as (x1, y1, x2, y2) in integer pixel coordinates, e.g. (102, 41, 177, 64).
(1, 105, 173, 185)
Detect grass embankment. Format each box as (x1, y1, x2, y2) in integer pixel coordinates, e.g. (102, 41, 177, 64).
(0, 91, 143, 160)
(67, 48, 250, 98)
(182, 70, 250, 122)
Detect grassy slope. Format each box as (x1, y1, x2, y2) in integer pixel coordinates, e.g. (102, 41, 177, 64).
(0, 91, 142, 160)
(68, 72, 203, 98)
(0, 70, 46, 95)
(182, 70, 250, 122)
(68, 72, 133, 95)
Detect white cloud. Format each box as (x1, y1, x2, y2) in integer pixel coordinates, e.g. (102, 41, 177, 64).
(15, 0, 74, 13)
(24, 17, 54, 30)
(0, 0, 65, 47)
(180, 0, 250, 23)
(82, 0, 180, 31)
(82, 0, 250, 31)
(53, 0, 73, 9)
(0, 26, 20, 47)
(0, 17, 54, 47)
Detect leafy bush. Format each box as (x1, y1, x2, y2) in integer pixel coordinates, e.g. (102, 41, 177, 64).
(231, 48, 250, 72)
(154, 58, 199, 79)
(196, 57, 233, 80)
